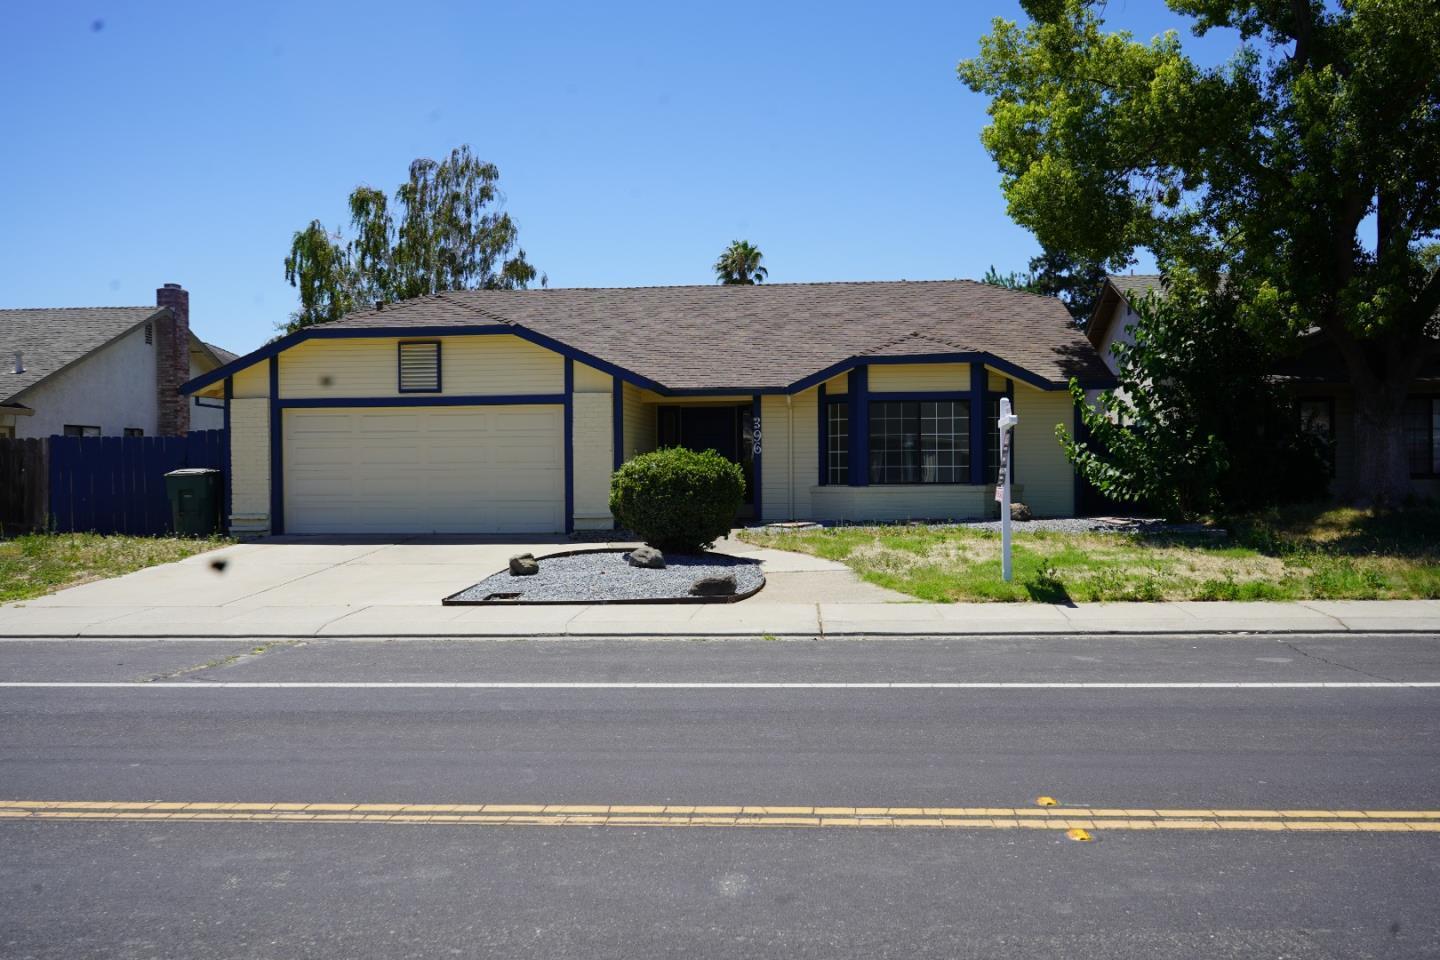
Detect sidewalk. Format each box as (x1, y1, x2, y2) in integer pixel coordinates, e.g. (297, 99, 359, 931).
(0, 598, 1434, 639)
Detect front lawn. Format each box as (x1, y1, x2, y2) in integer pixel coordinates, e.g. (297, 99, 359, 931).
(739, 505, 1440, 603)
(0, 533, 230, 604)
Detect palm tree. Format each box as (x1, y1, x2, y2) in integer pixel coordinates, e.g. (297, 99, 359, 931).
(713, 240, 768, 285)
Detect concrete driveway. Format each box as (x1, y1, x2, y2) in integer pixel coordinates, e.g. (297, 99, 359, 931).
(0, 533, 909, 638)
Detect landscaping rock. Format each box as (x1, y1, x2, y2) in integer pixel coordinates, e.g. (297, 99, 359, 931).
(508, 553, 539, 576)
(626, 545, 666, 569)
(1010, 502, 1034, 522)
(689, 573, 737, 597)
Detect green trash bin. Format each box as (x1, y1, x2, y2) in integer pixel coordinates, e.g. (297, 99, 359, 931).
(164, 468, 222, 537)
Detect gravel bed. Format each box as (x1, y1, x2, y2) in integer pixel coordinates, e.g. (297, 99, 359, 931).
(448, 549, 765, 604)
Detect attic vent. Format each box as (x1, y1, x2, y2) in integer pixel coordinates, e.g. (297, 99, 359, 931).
(398, 341, 441, 393)
(145, 322, 153, 345)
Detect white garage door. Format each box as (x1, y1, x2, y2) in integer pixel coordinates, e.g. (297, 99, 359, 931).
(283, 406, 565, 534)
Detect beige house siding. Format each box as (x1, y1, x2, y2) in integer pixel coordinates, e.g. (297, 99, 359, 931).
(760, 390, 819, 521)
(868, 362, 969, 392)
(621, 383, 657, 460)
(229, 399, 270, 525)
(278, 335, 562, 398)
(231, 363, 269, 399)
(572, 363, 615, 530)
(1012, 385, 1075, 517)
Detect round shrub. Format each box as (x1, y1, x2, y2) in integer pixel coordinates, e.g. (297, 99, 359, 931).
(609, 447, 746, 553)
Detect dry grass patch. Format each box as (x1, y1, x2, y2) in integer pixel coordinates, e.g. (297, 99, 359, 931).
(0, 533, 230, 604)
(740, 506, 1440, 603)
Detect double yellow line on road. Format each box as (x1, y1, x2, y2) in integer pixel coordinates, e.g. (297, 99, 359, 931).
(4, 800, 1440, 833)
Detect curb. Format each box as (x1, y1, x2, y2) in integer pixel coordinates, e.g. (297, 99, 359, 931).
(0, 627, 1436, 641)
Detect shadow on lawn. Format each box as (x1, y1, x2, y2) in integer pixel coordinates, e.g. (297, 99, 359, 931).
(1133, 503, 1440, 562)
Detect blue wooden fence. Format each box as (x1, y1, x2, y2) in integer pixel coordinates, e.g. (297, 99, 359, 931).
(47, 430, 227, 535)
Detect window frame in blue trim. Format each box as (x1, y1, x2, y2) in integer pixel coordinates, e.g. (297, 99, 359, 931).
(397, 340, 442, 394)
(820, 386, 1011, 487)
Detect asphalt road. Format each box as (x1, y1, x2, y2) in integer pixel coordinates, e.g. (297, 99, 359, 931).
(3, 634, 1439, 959)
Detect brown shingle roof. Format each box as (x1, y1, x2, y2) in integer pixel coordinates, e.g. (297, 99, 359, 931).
(326, 281, 1110, 390)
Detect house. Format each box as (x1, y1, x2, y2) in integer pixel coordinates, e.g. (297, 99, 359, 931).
(1, 284, 234, 439)
(179, 281, 1114, 535)
(1086, 274, 1440, 501)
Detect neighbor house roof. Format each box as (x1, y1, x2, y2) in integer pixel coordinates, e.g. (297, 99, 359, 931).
(308, 280, 1112, 391)
(1, 306, 163, 406)
(1086, 274, 1163, 349)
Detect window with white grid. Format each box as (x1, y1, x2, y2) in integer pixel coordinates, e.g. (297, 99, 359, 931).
(826, 402, 849, 484)
(867, 400, 969, 484)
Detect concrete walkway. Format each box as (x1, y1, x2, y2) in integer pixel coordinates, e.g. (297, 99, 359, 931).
(1, 536, 1435, 638)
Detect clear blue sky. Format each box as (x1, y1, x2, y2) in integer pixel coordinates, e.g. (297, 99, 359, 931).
(1, 1, 1237, 354)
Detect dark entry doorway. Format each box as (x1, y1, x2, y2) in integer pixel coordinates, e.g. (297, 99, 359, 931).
(656, 405, 755, 508)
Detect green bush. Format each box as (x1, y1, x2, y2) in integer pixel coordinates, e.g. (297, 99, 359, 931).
(609, 447, 746, 553)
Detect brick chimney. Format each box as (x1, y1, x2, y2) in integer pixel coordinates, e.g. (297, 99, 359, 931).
(154, 283, 191, 436)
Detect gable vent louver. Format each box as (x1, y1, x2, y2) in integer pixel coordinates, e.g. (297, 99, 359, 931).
(398, 341, 441, 393)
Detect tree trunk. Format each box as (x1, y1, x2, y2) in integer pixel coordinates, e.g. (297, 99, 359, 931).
(1349, 383, 1413, 507)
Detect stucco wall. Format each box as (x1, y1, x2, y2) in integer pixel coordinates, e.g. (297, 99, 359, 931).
(10, 324, 158, 438)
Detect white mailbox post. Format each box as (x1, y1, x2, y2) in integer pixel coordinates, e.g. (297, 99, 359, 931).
(997, 397, 1019, 582)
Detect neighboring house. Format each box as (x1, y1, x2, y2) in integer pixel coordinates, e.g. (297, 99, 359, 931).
(0, 284, 234, 440)
(1086, 274, 1440, 501)
(1087, 273, 1160, 374)
(181, 281, 1114, 536)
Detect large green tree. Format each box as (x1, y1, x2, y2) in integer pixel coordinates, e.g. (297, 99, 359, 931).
(283, 146, 538, 333)
(714, 240, 769, 285)
(982, 248, 1109, 323)
(960, 0, 1440, 504)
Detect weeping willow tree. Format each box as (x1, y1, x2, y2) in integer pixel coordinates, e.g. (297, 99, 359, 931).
(282, 146, 539, 333)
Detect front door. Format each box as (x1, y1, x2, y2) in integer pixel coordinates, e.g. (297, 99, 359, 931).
(657, 405, 755, 508)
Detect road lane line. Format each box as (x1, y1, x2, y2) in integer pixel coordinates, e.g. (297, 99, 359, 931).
(3, 801, 1439, 833)
(1, 681, 1439, 689)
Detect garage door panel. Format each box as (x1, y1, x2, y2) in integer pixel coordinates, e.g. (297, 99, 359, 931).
(284, 405, 565, 534)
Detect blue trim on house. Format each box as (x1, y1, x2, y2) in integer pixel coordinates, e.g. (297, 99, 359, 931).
(180, 323, 673, 398)
(967, 364, 986, 486)
(817, 382, 827, 486)
(222, 377, 232, 531)
(849, 365, 869, 486)
(751, 394, 762, 521)
(612, 378, 624, 472)
(180, 324, 1114, 400)
(396, 340, 442, 393)
(276, 394, 565, 410)
(268, 357, 283, 535)
(564, 359, 574, 534)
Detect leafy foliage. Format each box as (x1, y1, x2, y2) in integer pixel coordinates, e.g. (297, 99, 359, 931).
(959, 0, 1440, 502)
(983, 248, 1109, 324)
(1059, 276, 1328, 519)
(609, 448, 747, 553)
(282, 146, 539, 333)
(713, 240, 769, 285)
